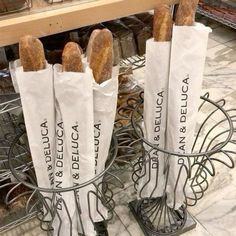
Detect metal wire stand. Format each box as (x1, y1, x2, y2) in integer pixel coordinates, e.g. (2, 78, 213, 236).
(7, 127, 120, 236)
(0, 54, 145, 234)
(197, 6, 236, 30)
(120, 55, 146, 71)
(0, 94, 37, 233)
(114, 55, 145, 168)
(126, 92, 236, 236)
(0, 94, 24, 179)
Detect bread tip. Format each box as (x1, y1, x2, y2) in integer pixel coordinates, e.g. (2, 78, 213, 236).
(62, 41, 84, 73)
(153, 4, 173, 42)
(175, 0, 200, 26)
(19, 35, 46, 72)
(88, 29, 113, 84)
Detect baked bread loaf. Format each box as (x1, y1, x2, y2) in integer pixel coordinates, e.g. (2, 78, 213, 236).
(62, 42, 84, 72)
(135, 12, 154, 29)
(77, 24, 104, 51)
(45, 49, 62, 65)
(86, 29, 101, 63)
(86, 27, 121, 66)
(116, 66, 143, 128)
(19, 35, 46, 72)
(0, 0, 26, 13)
(113, 36, 122, 66)
(0, 71, 15, 94)
(120, 16, 152, 55)
(89, 29, 113, 84)
(103, 20, 137, 59)
(175, 0, 200, 26)
(0, 2, 6, 13)
(153, 5, 173, 42)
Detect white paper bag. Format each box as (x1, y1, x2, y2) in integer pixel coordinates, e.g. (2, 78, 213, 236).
(93, 67, 118, 222)
(54, 64, 96, 236)
(52, 102, 78, 236)
(9, 59, 20, 93)
(14, 63, 55, 219)
(166, 23, 211, 210)
(138, 39, 170, 199)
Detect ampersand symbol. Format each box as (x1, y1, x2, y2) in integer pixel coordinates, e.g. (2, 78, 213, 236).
(47, 164, 52, 171)
(55, 171, 63, 178)
(180, 126, 186, 133)
(73, 173, 79, 180)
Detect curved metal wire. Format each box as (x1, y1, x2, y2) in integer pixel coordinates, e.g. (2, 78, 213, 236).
(8, 130, 118, 192)
(6, 127, 121, 235)
(0, 94, 123, 235)
(0, 95, 34, 233)
(125, 92, 236, 235)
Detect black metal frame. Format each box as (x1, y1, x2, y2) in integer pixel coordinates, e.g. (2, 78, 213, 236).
(122, 92, 236, 236)
(6, 128, 120, 236)
(0, 93, 122, 235)
(197, 7, 236, 30)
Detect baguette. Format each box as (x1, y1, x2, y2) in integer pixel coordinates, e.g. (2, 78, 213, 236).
(175, 0, 200, 26)
(153, 5, 173, 42)
(62, 42, 84, 72)
(86, 29, 101, 63)
(19, 35, 46, 72)
(89, 29, 113, 84)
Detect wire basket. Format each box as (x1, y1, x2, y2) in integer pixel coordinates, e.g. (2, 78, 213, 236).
(0, 0, 32, 16)
(110, 57, 145, 174)
(7, 126, 120, 235)
(126, 92, 236, 236)
(120, 55, 146, 71)
(0, 94, 23, 181)
(0, 94, 37, 233)
(0, 92, 122, 235)
(0, 69, 16, 94)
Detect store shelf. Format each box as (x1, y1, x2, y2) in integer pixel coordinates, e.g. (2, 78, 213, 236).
(121, 55, 146, 70)
(197, 6, 236, 30)
(0, 0, 179, 47)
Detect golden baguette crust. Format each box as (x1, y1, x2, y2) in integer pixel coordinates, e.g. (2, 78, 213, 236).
(89, 29, 113, 84)
(62, 42, 84, 72)
(175, 0, 199, 26)
(19, 35, 46, 72)
(153, 5, 173, 42)
(86, 29, 101, 63)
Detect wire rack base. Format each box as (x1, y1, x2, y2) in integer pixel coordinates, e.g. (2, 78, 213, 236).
(129, 199, 196, 236)
(6, 127, 120, 236)
(125, 92, 236, 236)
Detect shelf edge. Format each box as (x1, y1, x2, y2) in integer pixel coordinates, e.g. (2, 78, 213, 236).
(0, 0, 178, 47)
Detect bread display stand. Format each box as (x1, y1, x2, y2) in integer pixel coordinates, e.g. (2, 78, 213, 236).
(117, 92, 236, 236)
(7, 126, 120, 236)
(0, 71, 120, 234)
(0, 92, 122, 235)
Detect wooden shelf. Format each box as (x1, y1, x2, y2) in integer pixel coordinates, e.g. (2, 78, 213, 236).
(0, 0, 178, 47)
